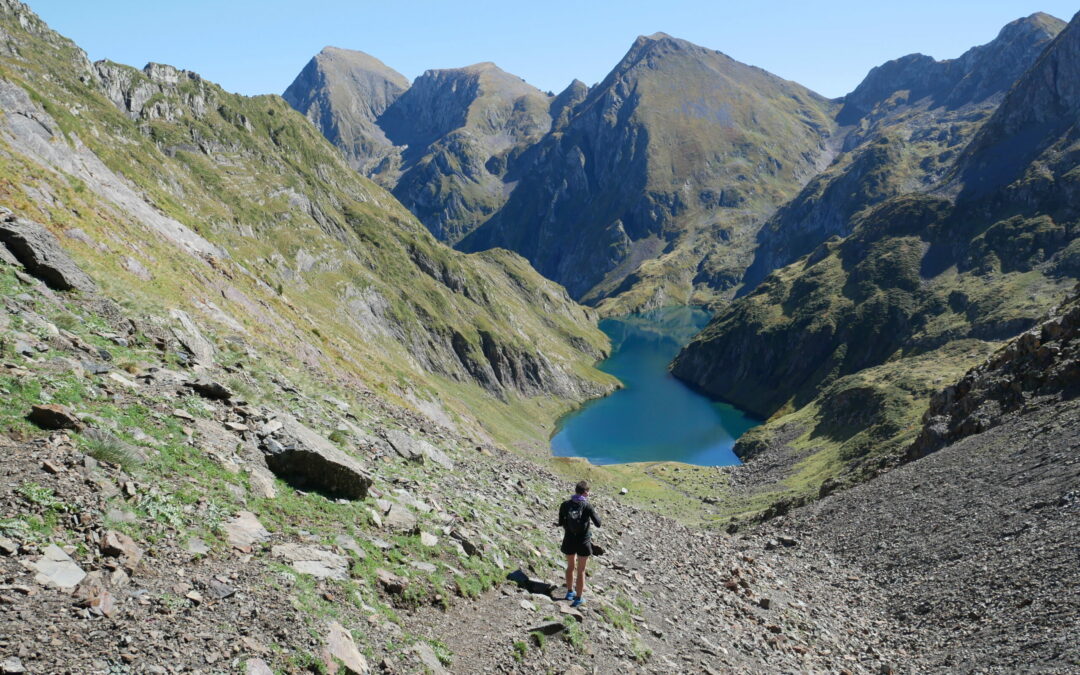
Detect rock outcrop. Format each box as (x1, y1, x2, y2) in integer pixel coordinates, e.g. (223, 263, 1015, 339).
(285, 56, 553, 243)
(261, 414, 373, 499)
(460, 33, 836, 310)
(744, 12, 1065, 289)
(0, 209, 95, 292)
(674, 11, 1078, 506)
(909, 286, 1079, 459)
(282, 46, 409, 177)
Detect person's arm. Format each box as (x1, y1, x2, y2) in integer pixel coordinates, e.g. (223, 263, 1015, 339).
(557, 501, 566, 527)
(589, 504, 601, 528)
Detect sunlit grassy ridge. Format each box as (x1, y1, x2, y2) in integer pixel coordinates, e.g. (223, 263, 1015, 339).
(0, 0, 615, 443)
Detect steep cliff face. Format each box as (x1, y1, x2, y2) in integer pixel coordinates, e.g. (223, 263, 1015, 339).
(674, 11, 1079, 501)
(958, 12, 1080, 198)
(0, 0, 615, 442)
(460, 33, 836, 312)
(744, 13, 1065, 290)
(282, 47, 409, 177)
(377, 63, 553, 243)
(285, 56, 553, 243)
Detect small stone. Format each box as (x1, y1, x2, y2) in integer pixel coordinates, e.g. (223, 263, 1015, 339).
(185, 590, 203, 605)
(321, 620, 368, 675)
(88, 588, 116, 617)
(224, 421, 248, 432)
(619, 487, 628, 495)
(185, 537, 211, 557)
(27, 404, 80, 430)
(172, 409, 195, 422)
(186, 379, 232, 401)
(409, 561, 437, 574)
(0, 538, 17, 555)
(1, 656, 26, 674)
(519, 599, 535, 611)
(777, 535, 798, 547)
(766, 624, 783, 634)
(245, 659, 273, 675)
(223, 511, 271, 551)
(419, 531, 438, 547)
(41, 459, 65, 474)
(376, 568, 407, 595)
(208, 579, 236, 600)
(101, 530, 143, 571)
(559, 603, 585, 621)
(106, 508, 138, 524)
(410, 642, 447, 674)
(758, 597, 772, 610)
(23, 543, 85, 589)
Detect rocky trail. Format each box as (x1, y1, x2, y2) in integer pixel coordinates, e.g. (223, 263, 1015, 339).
(0, 250, 912, 674)
(0, 222, 1077, 674)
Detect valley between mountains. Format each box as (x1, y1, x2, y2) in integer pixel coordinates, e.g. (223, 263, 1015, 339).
(0, 1, 1076, 673)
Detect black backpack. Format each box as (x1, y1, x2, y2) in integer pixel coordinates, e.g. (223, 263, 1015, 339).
(565, 500, 588, 536)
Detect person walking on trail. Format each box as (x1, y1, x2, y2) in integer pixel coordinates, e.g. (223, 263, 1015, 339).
(557, 480, 601, 608)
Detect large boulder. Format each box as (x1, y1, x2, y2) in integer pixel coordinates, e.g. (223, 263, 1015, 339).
(27, 404, 80, 430)
(0, 210, 95, 292)
(262, 414, 372, 499)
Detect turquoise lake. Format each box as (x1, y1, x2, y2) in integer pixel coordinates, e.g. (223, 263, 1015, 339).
(550, 306, 759, 466)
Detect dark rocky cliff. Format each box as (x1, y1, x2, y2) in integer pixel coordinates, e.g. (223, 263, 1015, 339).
(460, 33, 837, 311)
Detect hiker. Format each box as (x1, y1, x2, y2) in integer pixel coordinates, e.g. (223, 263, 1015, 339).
(557, 480, 601, 607)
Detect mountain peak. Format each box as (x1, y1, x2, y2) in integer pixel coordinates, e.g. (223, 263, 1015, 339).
(838, 13, 1065, 125)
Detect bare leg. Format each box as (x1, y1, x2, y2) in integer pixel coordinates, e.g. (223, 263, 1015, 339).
(574, 555, 588, 597)
(565, 554, 576, 593)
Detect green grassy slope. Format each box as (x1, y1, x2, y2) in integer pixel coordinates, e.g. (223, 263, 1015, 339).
(672, 15, 1080, 515)
(0, 0, 615, 446)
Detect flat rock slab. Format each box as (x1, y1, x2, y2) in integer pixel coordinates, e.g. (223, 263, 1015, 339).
(23, 544, 85, 590)
(383, 504, 417, 532)
(170, 309, 215, 369)
(223, 511, 270, 551)
(271, 543, 349, 580)
(185, 537, 210, 557)
(322, 620, 369, 674)
(263, 414, 372, 500)
(334, 534, 365, 558)
(384, 430, 455, 470)
(558, 603, 586, 621)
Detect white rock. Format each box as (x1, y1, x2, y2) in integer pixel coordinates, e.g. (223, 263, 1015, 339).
(24, 544, 85, 590)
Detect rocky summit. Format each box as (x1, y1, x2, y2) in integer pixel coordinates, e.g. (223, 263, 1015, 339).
(0, 1, 1078, 674)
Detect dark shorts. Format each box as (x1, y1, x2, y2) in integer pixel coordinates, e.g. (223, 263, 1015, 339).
(561, 535, 592, 557)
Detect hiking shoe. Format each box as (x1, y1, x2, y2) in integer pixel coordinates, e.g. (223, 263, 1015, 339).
(571, 596, 585, 608)
(564, 590, 576, 602)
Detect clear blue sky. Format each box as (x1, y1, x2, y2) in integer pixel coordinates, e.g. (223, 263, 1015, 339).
(27, 1, 1078, 99)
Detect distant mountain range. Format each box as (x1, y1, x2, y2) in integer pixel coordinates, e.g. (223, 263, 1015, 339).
(283, 15, 1070, 318)
(672, 11, 1078, 498)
